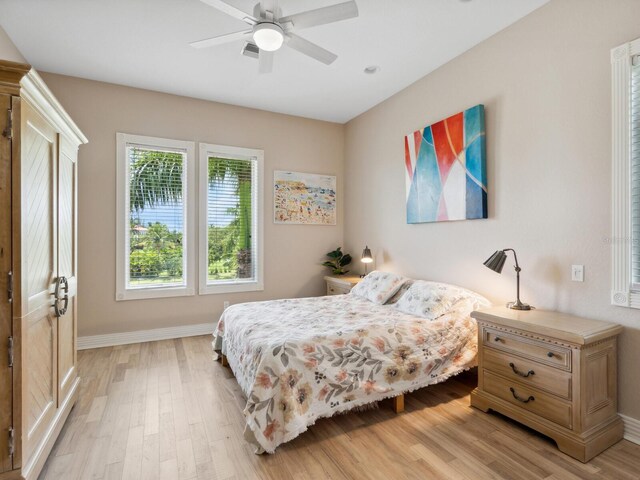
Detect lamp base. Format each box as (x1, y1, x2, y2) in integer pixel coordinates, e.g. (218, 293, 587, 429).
(506, 301, 532, 310)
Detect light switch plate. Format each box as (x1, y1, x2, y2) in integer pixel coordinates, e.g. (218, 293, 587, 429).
(571, 265, 584, 282)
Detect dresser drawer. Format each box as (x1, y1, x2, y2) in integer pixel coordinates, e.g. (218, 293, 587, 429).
(482, 370, 572, 429)
(483, 348, 571, 399)
(327, 284, 351, 295)
(484, 327, 571, 371)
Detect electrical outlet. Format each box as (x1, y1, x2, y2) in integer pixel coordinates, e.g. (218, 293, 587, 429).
(571, 265, 584, 282)
(223, 301, 230, 310)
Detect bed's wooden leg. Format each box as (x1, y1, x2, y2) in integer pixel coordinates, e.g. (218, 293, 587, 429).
(220, 353, 229, 367)
(392, 394, 404, 413)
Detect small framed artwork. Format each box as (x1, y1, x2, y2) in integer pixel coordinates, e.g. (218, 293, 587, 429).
(404, 104, 487, 224)
(274, 171, 336, 225)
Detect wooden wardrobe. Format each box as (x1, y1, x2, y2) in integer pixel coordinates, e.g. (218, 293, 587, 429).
(0, 60, 87, 480)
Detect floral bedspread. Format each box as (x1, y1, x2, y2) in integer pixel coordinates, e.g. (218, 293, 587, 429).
(213, 294, 482, 453)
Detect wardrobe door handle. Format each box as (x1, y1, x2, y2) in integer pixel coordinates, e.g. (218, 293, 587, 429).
(547, 351, 554, 358)
(54, 276, 69, 317)
(510, 387, 535, 403)
(509, 362, 535, 378)
(494, 336, 503, 342)
(55, 294, 69, 318)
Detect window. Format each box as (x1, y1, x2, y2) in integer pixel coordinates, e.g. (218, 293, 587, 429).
(611, 37, 640, 308)
(116, 133, 195, 300)
(199, 143, 264, 294)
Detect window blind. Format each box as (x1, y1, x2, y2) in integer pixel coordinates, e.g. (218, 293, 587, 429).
(631, 55, 640, 289)
(206, 156, 256, 283)
(127, 144, 187, 288)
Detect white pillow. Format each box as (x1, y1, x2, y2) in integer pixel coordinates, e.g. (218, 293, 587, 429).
(394, 280, 490, 320)
(350, 271, 409, 304)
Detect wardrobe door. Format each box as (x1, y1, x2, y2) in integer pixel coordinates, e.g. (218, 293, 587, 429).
(56, 136, 77, 403)
(21, 100, 58, 459)
(0, 94, 13, 474)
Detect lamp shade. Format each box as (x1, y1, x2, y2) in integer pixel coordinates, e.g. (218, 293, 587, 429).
(361, 246, 373, 263)
(253, 23, 284, 51)
(484, 250, 507, 273)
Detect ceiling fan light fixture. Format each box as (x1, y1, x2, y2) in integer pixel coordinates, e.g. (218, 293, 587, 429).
(253, 22, 284, 52)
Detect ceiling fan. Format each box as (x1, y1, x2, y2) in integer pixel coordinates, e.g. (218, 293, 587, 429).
(190, 0, 359, 73)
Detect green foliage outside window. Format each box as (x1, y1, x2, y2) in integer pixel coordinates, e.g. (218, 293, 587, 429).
(128, 147, 186, 286)
(129, 221, 183, 284)
(207, 157, 253, 281)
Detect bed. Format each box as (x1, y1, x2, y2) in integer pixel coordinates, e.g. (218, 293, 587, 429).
(212, 272, 490, 453)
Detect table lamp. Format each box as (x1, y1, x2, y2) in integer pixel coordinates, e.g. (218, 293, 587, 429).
(361, 246, 373, 278)
(483, 248, 532, 310)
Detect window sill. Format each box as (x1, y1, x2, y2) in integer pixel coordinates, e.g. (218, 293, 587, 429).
(199, 281, 264, 295)
(116, 286, 195, 301)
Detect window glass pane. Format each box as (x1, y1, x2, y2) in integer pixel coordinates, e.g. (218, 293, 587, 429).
(127, 145, 186, 288)
(207, 156, 255, 283)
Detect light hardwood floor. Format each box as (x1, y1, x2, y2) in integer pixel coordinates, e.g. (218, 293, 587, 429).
(39, 335, 640, 480)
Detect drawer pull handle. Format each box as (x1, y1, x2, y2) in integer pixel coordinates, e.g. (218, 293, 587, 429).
(493, 336, 503, 342)
(509, 362, 535, 378)
(547, 351, 554, 358)
(510, 387, 535, 403)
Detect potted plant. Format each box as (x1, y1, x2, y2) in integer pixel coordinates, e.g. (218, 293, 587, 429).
(322, 247, 352, 275)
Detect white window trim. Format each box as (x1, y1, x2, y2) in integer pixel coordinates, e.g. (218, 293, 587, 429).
(198, 143, 264, 295)
(116, 133, 196, 301)
(611, 38, 640, 309)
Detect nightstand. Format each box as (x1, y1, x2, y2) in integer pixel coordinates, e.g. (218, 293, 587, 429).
(324, 275, 362, 295)
(470, 307, 623, 462)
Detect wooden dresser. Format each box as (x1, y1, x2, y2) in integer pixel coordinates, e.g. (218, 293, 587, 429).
(470, 307, 623, 462)
(0, 60, 87, 480)
(324, 275, 361, 295)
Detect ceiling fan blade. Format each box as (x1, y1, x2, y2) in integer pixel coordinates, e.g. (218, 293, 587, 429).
(286, 34, 337, 65)
(258, 50, 274, 74)
(279, 1, 358, 30)
(190, 29, 253, 48)
(199, 0, 257, 24)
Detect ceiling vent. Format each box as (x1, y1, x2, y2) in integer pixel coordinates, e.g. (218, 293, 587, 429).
(241, 42, 260, 60)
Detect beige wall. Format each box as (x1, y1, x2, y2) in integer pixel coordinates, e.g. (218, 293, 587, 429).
(0, 24, 25, 63)
(40, 73, 344, 337)
(344, 0, 640, 419)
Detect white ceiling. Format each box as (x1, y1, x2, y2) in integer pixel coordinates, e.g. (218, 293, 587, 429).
(0, 0, 548, 123)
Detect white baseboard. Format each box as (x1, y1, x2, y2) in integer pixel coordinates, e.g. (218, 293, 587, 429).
(621, 414, 640, 445)
(78, 323, 214, 350)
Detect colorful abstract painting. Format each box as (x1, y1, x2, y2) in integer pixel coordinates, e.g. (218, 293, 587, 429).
(404, 104, 487, 223)
(274, 171, 336, 225)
